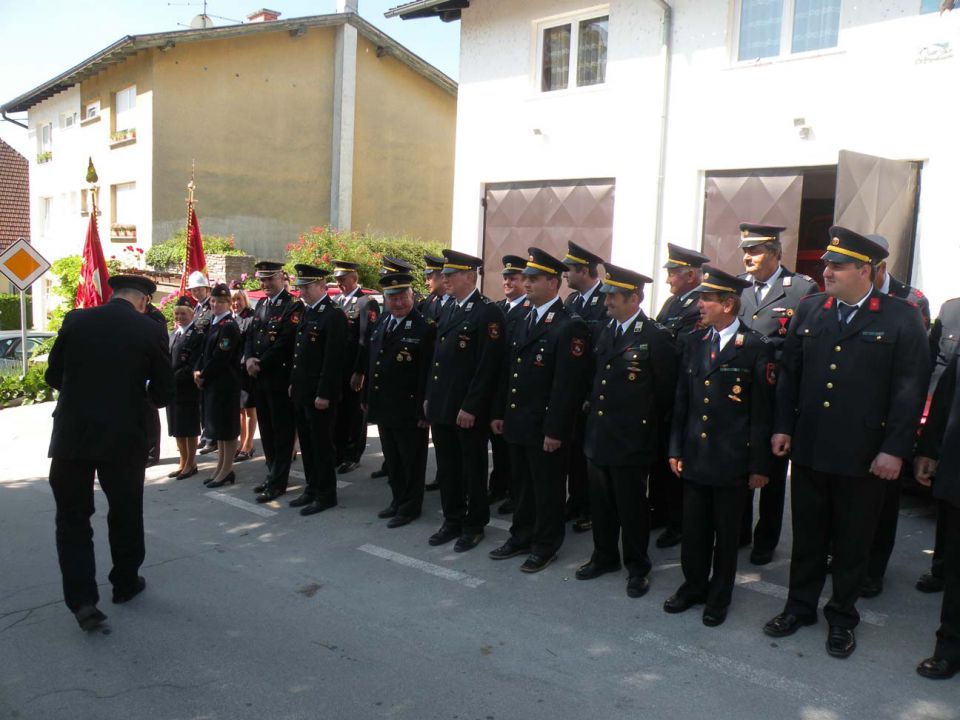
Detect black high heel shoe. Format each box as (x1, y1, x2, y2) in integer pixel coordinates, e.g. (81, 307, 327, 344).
(206, 471, 236, 488)
(176, 466, 198, 480)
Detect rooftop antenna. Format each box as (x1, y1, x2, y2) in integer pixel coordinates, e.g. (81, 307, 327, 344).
(167, 1, 245, 27)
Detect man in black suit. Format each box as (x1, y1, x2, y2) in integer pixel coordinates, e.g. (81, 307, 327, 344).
(418, 254, 451, 491)
(764, 227, 929, 658)
(651, 243, 710, 549)
(186, 271, 216, 455)
(576, 264, 677, 598)
(366, 272, 436, 526)
(664, 267, 774, 627)
(287, 264, 348, 517)
(562, 241, 609, 533)
(245, 261, 304, 503)
(737, 223, 819, 565)
(490, 248, 590, 573)
(424, 250, 505, 552)
(914, 355, 960, 680)
(45, 274, 174, 632)
(489, 255, 531, 513)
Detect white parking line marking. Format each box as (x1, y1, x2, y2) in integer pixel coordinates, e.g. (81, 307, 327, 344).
(734, 575, 887, 627)
(358, 544, 485, 588)
(289, 469, 351, 489)
(631, 630, 850, 710)
(205, 491, 277, 517)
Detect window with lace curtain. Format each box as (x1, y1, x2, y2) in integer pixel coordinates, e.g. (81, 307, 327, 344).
(539, 12, 609, 92)
(737, 0, 841, 61)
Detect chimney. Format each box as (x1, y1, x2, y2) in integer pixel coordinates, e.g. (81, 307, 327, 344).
(337, 0, 358, 12)
(247, 8, 281, 22)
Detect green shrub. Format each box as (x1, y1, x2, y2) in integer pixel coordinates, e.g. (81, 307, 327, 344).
(0, 293, 31, 330)
(146, 230, 246, 271)
(0, 362, 54, 407)
(286, 226, 447, 296)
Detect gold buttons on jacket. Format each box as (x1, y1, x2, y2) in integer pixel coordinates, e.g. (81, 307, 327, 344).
(823, 401, 831, 408)
(599, 395, 605, 401)
(598, 411, 604, 417)
(601, 379, 607, 385)
(834, 345, 841, 352)
(830, 363, 837, 370)
(700, 432, 707, 439)
(703, 398, 709, 404)
(826, 382, 833, 389)
(704, 380, 711, 387)
(702, 415, 708, 421)
(510, 403, 516, 409)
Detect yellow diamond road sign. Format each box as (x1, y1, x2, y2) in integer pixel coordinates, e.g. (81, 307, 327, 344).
(0, 238, 50, 291)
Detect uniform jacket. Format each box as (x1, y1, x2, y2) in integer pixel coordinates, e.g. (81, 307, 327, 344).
(197, 314, 242, 387)
(656, 291, 701, 340)
(46, 298, 174, 462)
(916, 354, 960, 509)
(338, 288, 380, 376)
(170, 324, 203, 403)
(738, 266, 819, 359)
(928, 297, 960, 392)
(193, 297, 213, 333)
(584, 312, 678, 467)
(774, 290, 930, 478)
(669, 324, 775, 485)
(887, 275, 930, 329)
(564, 285, 609, 340)
(497, 297, 533, 342)
(425, 288, 505, 425)
(495, 297, 590, 447)
(366, 310, 436, 428)
(290, 296, 348, 407)
(244, 289, 303, 379)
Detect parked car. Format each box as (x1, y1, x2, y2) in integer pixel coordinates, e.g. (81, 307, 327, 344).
(0, 331, 55, 373)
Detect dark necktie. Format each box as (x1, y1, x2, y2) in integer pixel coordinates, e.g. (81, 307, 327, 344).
(387, 316, 399, 336)
(615, 324, 624, 340)
(838, 302, 856, 325)
(710, 330, 721, 365)
(576, 295, 586, 314)
(526, 311, 538, 337)
(754, 281, 766, 305)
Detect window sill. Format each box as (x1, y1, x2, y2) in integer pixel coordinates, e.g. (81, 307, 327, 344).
(110, 136, 137, 149)
(726, 47, 845, 70)
(80, 116, 100, 126)
(110, 235, 138, 243)
(529, 81, 609, 101)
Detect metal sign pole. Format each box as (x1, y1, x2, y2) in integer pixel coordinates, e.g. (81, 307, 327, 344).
(19, 289, 28, 376)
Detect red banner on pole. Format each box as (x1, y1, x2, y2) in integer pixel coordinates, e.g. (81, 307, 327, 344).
(178, 205, 207, 296)
(76, 212, 111, 308)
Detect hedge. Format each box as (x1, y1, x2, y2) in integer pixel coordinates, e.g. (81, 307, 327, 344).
(0, 362, 55, 407)
(0, 293, 31, 330)
(145, 230, 246, 272)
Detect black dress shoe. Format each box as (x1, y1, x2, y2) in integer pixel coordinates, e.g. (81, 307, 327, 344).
(146, 457, 159, 468)
(498, 499, 515, 515)
(749, 548, 775, 566)
(202, 476, 217, 487)
(703, 605, 728, 627)
(112, 576, 146, 604)
(916, 572, 946, 594)
(520, 553, 557, 573)
(916, 656, 960, 680)
(425, 481, 440, 492)
(626, 575, 650, 598)
(859, 577, 883, 599)
(256, 487, 286, 503)
(74, 605, 107, 632)
(763, 612, 817, 637)
(175, 467, 198, 480)
(253, 481, 269, 494)
(206, 471, 236, 488)
(428, 524, 460, 546)
(289, 493, 315, 508)
(337, 461, 360, 475)
(655, 527, 682, 549)
(234, 450, 252, 463)
(387, 514, 417, 528)
(371, 468, 389, 479)
(300, 498, 336, 516)
(489, 542, 530, 560)
(377, 505, 399, 519)
(487, 491, 507, 505)
(167, 468, 184, 479)
(826, 626, 856, 658)
(454, 532, 484, 553)
(572, 516, 592, 533)
(575, 560, 620, 580)
(663, 593, 703, 614)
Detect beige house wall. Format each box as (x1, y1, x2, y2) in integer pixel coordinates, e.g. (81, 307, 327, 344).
(352, 35, 455, 244)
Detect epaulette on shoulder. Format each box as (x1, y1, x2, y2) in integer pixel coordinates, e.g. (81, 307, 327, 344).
(425, 317, 436, 326)
(797, 273, 816, 284)
(652, 320, 669, 333)
(758, 334, 771, 344)
(481, 296, 492, 304)
(913, 288, 925, 299)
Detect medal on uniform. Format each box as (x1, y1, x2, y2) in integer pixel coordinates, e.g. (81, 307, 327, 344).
(728, 394, 742, 402)
(735, 333, 745, 347)
(732, 385, 741, 395)
(545, 312, 555, 324)
(628, 372, 637, 381)
(535, 353, 543, 364)
(458, 340, 467, 349)
(465, 302, 474, 312)
(405, 320, 412, 329)
(591, 295, 599, 305)
(397, 353, 404, 361)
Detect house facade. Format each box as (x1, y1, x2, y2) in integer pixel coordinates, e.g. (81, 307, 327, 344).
(0, 138, 31, 294)
(2, 9, 457, 327)
(389, 0, 959, 312)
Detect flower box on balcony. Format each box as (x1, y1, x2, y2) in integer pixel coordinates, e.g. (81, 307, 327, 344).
(110, 128, 137, 147)
(37, 151, 52, 164)
(110, 224, 137, 241)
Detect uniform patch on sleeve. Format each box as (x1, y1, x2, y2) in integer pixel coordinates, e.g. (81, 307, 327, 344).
(488, 322, 501, 339)
(290, 312, 301, 324)
(368, 309, 378, 323)
(571, 337, 585, 357)
(766, 362, 777, 386)
(869, 297, 880, 312)
(219, 337, 232, 351)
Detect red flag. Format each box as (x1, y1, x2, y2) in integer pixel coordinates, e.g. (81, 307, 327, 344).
(76, 212, 111, 308)
(178, 206, 207, 296)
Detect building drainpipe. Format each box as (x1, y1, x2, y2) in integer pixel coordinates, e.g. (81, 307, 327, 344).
(648, 0, 672, 311)
(1, 110, 28, 129)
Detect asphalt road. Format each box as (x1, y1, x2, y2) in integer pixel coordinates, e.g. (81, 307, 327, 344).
(0, 401, 956, 720)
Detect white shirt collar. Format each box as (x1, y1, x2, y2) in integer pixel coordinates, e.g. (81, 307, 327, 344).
(508, 294, 527, 309)
(838, 289, 873, 320)
(310, 297, 326, 310)
(715, 318, 741, 351)
(457, 289, 479, 308)
(580, 281, 602, 304)
(268, 289, 285, 304)
(212, 310, 232, 324)
(534, 296, 560, 321)
(752, 265, 783, 287)
(679, 288, 698, 303)
(618, 307, 644, 334)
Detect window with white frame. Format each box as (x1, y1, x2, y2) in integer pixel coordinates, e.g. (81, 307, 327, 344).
(539, 11, 609, 92)
(919, 0, 940, 12)
(60, 111, 79, 129)
(737, 0, 841, 61)
(114, 86, 136, 131)
(112, 182, 137, 226)
(38, 122, 52, 153)
(39, 197, 53, 237)
(84, 100, 100, 120)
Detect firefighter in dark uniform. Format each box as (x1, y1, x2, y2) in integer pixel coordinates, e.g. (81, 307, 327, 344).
(489, 255, 532, 513)
(366, 272, 437, 526)
(245, 261, 303, 503)
(737, 222, 819, 565)
(287, 264, 348, 517)
(562, 241, 609, 534)
(144, 300, 167, 466)
(425, 250, 504, 552)
(489, 248, 590, 573)
(651, 244, 710, 549)
(332, 260, 380, 474)
(576, 264, 677, 598)
(167, 296, 203, 480)
(418, 254, 451, 491)
(186, 271, 216, 455)
(664, 267, 775, 626)
(763, 227, 929, 658)
(861, 233, 931, 596)
(914, 354, 960, 680)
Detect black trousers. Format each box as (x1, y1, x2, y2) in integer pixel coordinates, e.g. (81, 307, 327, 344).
(294, 402, 337, 504)
(335, 379, 367, 465)
(381, 425, 428, 518)
(489, 431, 512, 500)
(145, 404, 161, 462)
(508, 442, 568, 557)
(587, 462, 652, 578)
(932, 500, 947, 579)
(678, 480, 746, 609)
(784, 465, 887, 628)
(741, 454, 789, 551)
(48, 457, 146, 612)
(866, 477, 901, 581)
(432, 423, 489, 534)
(934, 502, 960, 662)
(565, 412, 590, 518)
(254, 374, 296, 492)
(649, 457, 683, 531)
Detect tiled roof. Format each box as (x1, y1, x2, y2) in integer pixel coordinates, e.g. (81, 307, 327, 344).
(0, 139, 29, 251)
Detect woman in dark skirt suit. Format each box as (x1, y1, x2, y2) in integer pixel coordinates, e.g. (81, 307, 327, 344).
(167, 296, 202, 479)
(193, 283, 242, 487)
(232, 286, 258, 462)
